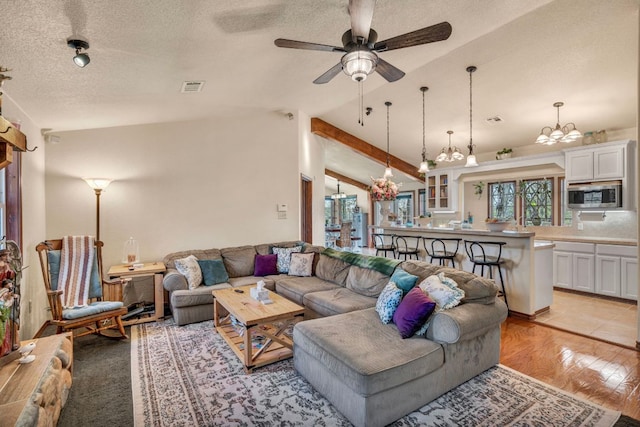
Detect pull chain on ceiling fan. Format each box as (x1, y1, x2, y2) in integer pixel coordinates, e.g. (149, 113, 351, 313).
(274, 0, 452, 85)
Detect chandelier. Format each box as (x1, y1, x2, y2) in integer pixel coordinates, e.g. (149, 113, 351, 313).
(331, 180, 347, 199)
(535, 102, 581, 145)
(465, 66, 479, 167)
(383, 101, 393, 178)
(418, 86, 430, 173)
(436, 130, 464, 163)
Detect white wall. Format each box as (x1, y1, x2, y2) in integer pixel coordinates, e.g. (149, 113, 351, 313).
(298, 110, 326, 246)
(46, 112, 301, 268)
(3, 95, 47, 340)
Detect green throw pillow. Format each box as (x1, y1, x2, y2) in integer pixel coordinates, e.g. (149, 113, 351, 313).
(390, 268, 419, 295)
(197, 259, 229, 286)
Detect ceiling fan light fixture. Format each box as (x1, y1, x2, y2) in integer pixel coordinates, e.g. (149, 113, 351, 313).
(341, 48, 378, 82)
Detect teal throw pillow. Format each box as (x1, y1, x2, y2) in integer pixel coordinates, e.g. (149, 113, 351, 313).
(390, 268, 419, 295)
(375, 282, 403, 324)
(197, 259, 229, 286)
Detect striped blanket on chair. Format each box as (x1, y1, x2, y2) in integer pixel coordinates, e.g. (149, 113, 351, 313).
(58, 235, 96, 308)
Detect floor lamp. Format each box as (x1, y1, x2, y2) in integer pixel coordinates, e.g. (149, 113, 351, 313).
(83, 178, 112, 242)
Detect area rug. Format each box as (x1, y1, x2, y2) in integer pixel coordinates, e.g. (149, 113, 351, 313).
(131, 320, 621, 427)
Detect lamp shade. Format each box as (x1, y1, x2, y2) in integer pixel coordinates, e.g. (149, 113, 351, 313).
(83, 178, 112, 191)
(465, 154, 478, 167)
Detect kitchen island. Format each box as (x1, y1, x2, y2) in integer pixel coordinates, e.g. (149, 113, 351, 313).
(373, 225, 553, 318)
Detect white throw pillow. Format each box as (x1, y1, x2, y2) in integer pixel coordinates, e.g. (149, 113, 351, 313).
(174, 255, 202, 289)
(418, 274, 465, 310)
(288, 252, 314, 277)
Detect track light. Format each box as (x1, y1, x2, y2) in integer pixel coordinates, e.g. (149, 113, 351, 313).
(67, 38, 90, 68)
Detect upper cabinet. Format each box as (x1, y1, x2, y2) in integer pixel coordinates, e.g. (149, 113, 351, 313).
(565, 142, 627, 182)
(426, 171, 458, 213)
(564, 140, 636, 210)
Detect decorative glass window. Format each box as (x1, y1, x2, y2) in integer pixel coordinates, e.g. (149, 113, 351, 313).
(488, 181, 516, 220)
(340, 195, 358, 222)
(520, 178, 553, 226)
(418, 189, 426, 216)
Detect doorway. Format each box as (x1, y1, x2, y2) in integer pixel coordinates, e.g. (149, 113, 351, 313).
(300, 175, 312, 244)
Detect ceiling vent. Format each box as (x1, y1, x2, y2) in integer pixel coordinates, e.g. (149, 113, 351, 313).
(485, 116, 504, 125)
(180, 81, 205, 93)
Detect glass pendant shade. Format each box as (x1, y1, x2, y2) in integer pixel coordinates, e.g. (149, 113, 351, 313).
(418, 160, 429, 173)
(383, 167, 393, 178)
(465, 154, 478, 167)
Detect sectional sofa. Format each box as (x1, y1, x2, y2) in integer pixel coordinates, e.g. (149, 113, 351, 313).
(162, 241, 508, 427)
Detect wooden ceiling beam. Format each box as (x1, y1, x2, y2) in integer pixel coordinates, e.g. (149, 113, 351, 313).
(311, 117, 422, 181)
(325, 169, 370, 192)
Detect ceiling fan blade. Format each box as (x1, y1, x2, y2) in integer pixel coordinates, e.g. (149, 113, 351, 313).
(274, 38, 345, 52)
(375, 58, 405, 82)
(313, 63, 344, 84)
(373, 21, 452, 52)
(349, 0, 376, 43)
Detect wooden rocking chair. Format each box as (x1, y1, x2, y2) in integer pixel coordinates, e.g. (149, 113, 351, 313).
(36, 238, 128, 339)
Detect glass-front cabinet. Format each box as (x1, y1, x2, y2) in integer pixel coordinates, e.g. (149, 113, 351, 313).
(426, 171, 457, 212)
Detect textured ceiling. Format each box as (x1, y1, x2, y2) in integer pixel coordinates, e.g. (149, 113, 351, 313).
(1, 0, 638, 191)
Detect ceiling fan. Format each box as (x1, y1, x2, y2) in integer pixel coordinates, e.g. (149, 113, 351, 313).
(274, 0, 452, 84)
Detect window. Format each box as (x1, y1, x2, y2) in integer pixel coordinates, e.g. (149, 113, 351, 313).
(394, 192, 413, 224)
(325, 195, 357, 225)
(520, 178, 553, 226)
(488, 181, 515, 220)
(418, 189, 426, 216)
(559, 177, 572, 226)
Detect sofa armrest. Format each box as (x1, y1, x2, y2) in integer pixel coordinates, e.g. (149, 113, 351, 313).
(425, 299, 508, 344)
(163, 268, 188, 292)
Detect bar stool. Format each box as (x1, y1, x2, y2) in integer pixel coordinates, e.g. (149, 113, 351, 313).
(393, 235, 420, 260)
(372, 233, 396, 258)
(464, 240, 508, 308)
(423, 237, 462, 268)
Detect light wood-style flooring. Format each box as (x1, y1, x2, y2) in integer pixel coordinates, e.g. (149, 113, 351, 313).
(534, 289, 638, 349)
(501, 317, 640, 419)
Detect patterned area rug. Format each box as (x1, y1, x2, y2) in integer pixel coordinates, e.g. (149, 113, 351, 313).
(131, 320, 621, 427)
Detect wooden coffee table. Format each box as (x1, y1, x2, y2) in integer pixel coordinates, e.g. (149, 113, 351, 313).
(212, 285, 304, 373)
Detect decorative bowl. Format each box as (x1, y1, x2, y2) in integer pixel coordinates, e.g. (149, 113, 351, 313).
(485, 221, 510, 232)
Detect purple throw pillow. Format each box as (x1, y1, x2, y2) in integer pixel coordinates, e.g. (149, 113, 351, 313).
(254, 254, 278, 276)
(393, 287, 437, 339)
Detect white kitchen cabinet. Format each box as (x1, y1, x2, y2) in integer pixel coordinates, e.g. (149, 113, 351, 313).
(565, 144, 624, 182)
(595, 244, 637, 301)
(426, 172, 457, 212)
(621, 257, 638, 300)
(552, 242, 595, 292)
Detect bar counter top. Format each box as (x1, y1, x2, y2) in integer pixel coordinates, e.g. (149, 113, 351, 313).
(370, 225, 535, 238)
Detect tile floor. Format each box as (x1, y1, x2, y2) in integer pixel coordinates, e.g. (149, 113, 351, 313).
(533, 290, 638, 349)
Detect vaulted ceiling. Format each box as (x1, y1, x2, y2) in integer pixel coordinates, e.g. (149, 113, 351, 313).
(1, 0, 638, 190)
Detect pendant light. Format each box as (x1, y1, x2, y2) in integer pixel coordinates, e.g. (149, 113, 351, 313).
(465, 66, 479, 167)
(435, 130, 464, 162)
(331, 180, 347, 199)
(383, 101, 393, 178)
(535, 102, 581, 145)
(418, 86, 430, 173)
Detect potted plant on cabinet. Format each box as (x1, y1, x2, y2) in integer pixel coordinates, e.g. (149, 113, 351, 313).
(496, 148, 513, 160)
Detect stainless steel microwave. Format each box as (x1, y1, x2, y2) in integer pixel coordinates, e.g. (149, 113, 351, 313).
(567, 181, 622, 209)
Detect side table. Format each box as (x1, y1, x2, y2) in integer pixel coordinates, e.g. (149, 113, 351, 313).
(106, 262, 166, 325)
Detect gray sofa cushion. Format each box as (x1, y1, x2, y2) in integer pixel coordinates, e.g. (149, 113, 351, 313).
(315, 254, 351, 286)
(227, 276, 279, 291)
(398, 261, 441, 283)
(275, 276, 340, 305)
(171, 283, 230, 308)
(163, 249, 221, 269)
(345, 266, 389, 297)
(294, 308, 444, 396)
(220, 246, 257, 277)
(435, 267, 498, 304)
(303, 288, 377, 317)
(426, 300, 508, 343)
